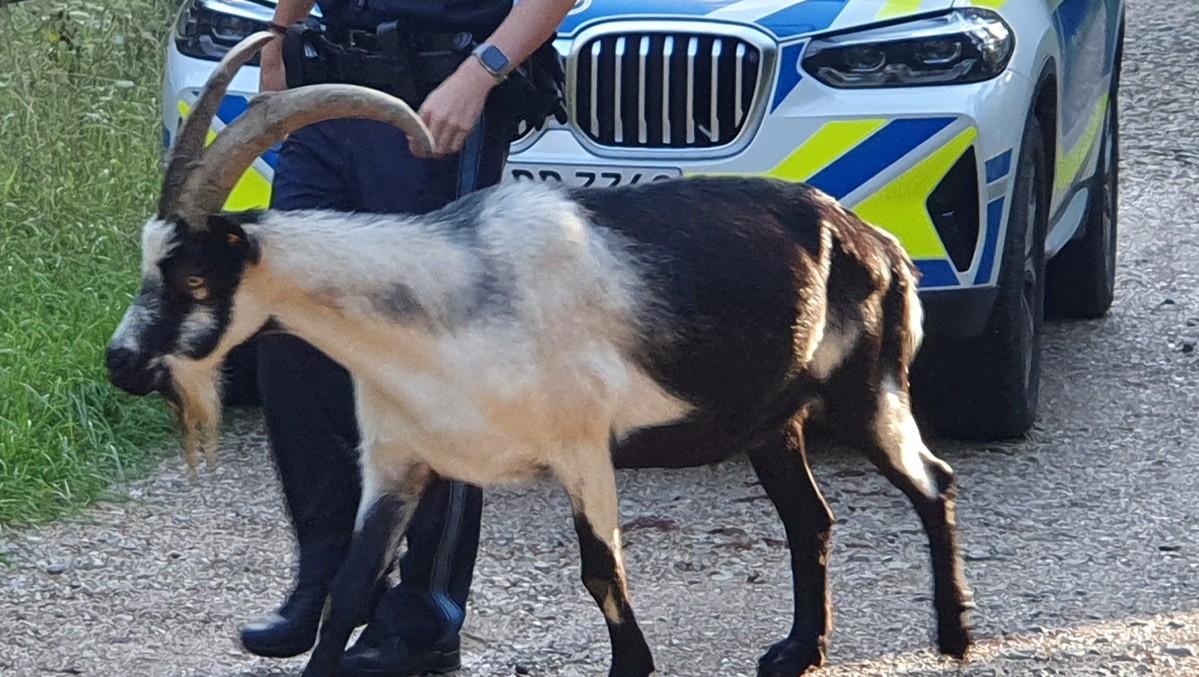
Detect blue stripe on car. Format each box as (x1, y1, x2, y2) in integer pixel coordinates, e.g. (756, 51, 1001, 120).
(216, 95, 247, 125)
(771, 42, 806, 112)
(985, 149, 1012, 183)
(214, 94, 279, 168)
(972, 197, 1006, 285)
(557, 0, 740, 35)
(807, 117, 954, 200)
(1052, 0, 1100, 132)
(756, 0, 851, 40)
(917, 259, 959, 288)
(1102, 0, 1122, 77)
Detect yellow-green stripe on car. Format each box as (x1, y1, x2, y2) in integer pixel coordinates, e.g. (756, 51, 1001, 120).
(877, 0, 924, 20)
(1055, 93, 1109, 193)
(854, 127, 977, 260)
(749, 116, 975, 286)
(765, 119, 888, 183)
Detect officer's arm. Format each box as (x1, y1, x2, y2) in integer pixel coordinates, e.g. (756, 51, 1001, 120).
(270, 0, 317, 29)
(418, 0, 575, 157)
(260, 0, 317, 92)
(477, 0, 577, 73)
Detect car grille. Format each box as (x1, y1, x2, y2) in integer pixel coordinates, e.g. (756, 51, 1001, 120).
(572, 31, 763, 149)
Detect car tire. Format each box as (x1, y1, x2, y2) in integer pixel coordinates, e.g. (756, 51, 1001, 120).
(917, 115, 1049, 441)
(1046, 26, 1122, 319)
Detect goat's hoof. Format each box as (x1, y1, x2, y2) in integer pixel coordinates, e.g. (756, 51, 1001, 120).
(936, 622, 973, 660)
(757, 638, 827, 676)
(936, 595, 975, 659)
(608, 660, 656, 677)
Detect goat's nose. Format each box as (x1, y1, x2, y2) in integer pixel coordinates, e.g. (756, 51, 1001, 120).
(106, 346, 138, 376)
(105, 346, 159, 396)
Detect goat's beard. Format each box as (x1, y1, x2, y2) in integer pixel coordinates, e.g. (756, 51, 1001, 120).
(162, 356, 223, 477)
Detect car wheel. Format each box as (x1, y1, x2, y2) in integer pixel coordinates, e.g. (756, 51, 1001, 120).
(919, 115, 1048, 441)
(1047, 29, 1122, 319)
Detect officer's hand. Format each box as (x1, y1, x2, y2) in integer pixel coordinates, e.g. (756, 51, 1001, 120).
(413, 59, 496, 159)
(260, 38, 287, 93)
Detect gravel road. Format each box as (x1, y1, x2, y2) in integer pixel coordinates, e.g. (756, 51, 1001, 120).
(3, 1, 1198, 675)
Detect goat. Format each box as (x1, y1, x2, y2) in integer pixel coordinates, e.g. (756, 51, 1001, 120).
(106, 32, 973, 677)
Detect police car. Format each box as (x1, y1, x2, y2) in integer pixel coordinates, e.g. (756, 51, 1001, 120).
(164, 0, 1124, 440)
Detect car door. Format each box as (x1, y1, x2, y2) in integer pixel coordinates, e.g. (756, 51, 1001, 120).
(1051, 0, 1116, 205)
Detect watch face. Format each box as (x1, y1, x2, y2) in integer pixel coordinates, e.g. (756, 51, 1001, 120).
(480, 45, 509, 73)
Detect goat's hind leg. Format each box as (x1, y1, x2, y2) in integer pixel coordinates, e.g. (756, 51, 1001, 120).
(748, 418, 834, 677)
(851, 377, 973, 658)
(301, 460, 430, 677)
(557, 452, 655, 677)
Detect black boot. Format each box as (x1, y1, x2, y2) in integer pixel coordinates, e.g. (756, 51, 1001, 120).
(240, 540, 347, 658)
(250, 334, 363, 658)
(239, 583, 327, 658)
(338, 581, 467, 676)
(339, 479, 481, 675)
(338, 584, 461, 676)
(339, 634, 461, 677)
(241, 542, 395, 659)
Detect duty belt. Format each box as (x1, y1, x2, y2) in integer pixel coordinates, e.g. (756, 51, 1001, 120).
(283, 20, 473, 104)
(282, 19, 567, 134)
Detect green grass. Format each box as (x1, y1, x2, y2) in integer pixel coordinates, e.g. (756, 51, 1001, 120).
(0, 0, 179, 525)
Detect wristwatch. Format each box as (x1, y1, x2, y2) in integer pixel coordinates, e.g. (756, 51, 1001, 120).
(472, 43, 513, 82)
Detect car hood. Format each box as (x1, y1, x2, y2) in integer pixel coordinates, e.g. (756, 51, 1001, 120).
(251, 0, 958, 41)
(557, 0, 957, 40)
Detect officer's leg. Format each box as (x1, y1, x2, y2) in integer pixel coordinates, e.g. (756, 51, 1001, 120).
(337, 112, 514, 675)
(241, 123, 366, 658)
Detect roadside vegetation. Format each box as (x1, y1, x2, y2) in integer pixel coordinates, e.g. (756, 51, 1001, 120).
(0, 0, 177, 524)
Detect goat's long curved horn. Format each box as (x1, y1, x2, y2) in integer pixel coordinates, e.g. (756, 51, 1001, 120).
(158, 31, 278, 219)
(175, 84, 434, 223)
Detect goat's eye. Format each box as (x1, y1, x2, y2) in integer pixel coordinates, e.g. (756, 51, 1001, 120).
(185, 275, 210, 301)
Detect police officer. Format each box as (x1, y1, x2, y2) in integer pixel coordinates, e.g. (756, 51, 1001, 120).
(239, 1, 573, 675)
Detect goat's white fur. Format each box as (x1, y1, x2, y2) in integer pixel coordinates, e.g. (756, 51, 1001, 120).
(185, 185, 693, 490)
(111, 303, 154, 353)
(177, 307, 218, 354)
(875, 377, 937, 499)
(140, 218, 175, 282)
(109, 222, 174, 353)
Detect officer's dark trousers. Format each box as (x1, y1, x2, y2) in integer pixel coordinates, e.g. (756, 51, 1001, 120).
(258, 109, 513, 646)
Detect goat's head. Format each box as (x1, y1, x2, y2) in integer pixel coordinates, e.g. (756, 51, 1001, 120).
(106, 32, 435, 470)
(108, 213, 267, 470)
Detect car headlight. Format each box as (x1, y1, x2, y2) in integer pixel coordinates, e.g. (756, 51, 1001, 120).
(175, 0, 268, 62)
(802, 9, 1013, 88)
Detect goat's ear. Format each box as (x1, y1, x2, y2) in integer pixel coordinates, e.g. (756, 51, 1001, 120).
(208, 213, 261, 264)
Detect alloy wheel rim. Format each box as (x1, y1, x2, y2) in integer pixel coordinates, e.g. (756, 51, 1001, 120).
(1019, 172, 1041, 400)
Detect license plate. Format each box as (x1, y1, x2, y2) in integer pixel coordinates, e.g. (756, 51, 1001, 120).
(505, 163, 682, 188)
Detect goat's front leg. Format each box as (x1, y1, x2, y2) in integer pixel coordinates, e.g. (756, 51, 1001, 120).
(301, 457, 431, 677)
(747, 417, 834, 677)
(557, 451, 655, 677)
